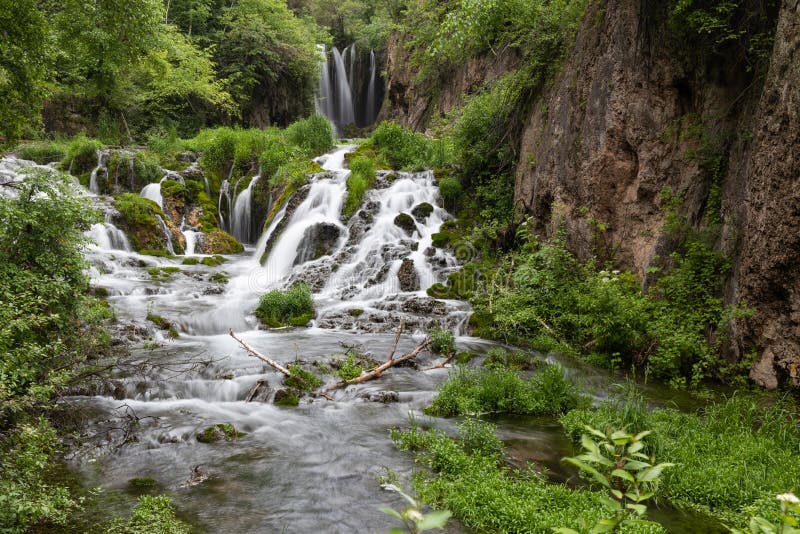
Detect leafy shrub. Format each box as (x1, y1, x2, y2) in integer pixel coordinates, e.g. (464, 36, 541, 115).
(425, 364, 583, 417)
(63, 135, 104, 175)
(108, 495, 190, 534)
(368, 121, 451, 171)
(342, 155, 376, 218)
(255, 283, 315, 327)
(336, 355, 363, 381)
(285, 115, 334, 156)
(561, 394, 800, 527)
(391, 418, 663, 533)
(429, 327, 455, 355)
(285, 364, 322, 391)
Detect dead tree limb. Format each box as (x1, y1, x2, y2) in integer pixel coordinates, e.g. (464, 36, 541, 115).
(325, 337, 431, 392)
(426, 352, 455, 370)
(245, 380, 268, 403)
(230, 329, 292, 377)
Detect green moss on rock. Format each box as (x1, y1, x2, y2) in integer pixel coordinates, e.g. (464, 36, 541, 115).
(196, 423, 245, 443)
(113, 194, 170, 253)
(202, 230, 243, 254)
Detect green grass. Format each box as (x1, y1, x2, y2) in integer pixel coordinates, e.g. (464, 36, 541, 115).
(561, 393, 800, 527)
(254, 283, 314, 328)
(14, 140, 68, 164)
(284, 364, 322, 391)
(336, 355, 364, 381)
(391, 418, 663, 534)
(425, 364, 584, 417)
(342, 155, 376, 218)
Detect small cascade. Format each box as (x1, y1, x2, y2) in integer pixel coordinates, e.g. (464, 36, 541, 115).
(88, 150, 105, 194)
(154, 215, 176, 255)
(252, 200, 288, 262)
(230, 175, 260, 244)
(87, 221, 132, 251)
(218, 178, 231, 231)
(140, 180, 163, 209)
(179, 217, 200, 256)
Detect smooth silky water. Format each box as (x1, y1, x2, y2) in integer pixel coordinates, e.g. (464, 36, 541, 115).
(2, 148, 720, 532)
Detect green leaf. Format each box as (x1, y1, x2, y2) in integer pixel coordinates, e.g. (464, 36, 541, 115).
(563, 458, 610, 488)
(626, 503, 648, 515)
(379, 507, 403, 520)
(611, 469, 635, 482)
(416, 510, 452, 531)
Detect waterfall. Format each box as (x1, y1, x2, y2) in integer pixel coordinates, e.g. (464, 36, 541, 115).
(331, 47, 355, 129)
(230, 175, 260, 244)
(155, 215, 176, 255)
(87, 222, 131, 251)
(366, 49, 378, 126)
(315, 44, 382, 134)
(140, 181, 163, 209)
(218, 178, 231, 232)
(88, 150, 104, 194)
(347, 44, 356, 93)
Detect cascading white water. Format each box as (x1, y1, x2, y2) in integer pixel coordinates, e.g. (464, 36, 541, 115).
(230, 175, 260, 243)
(331, 47, 356, 129)
(259, 148, 351, 287)
(347, 44, 356, 93)
(88, 150, 104, 194)
(140, 181, 163, 208)
(87, 222, 132, 251)
(155, 215, 176, 255)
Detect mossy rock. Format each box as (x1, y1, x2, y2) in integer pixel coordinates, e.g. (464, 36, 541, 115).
(147, 266, 181, 281)
(468, 311, 495, 337)
(347, 308, 364, 317)
(200, 255, 227, 267)
(274, 389, 300, 407)
(196, 423, 245, 444)
(284, 365, 322, 391)
(411, 202, 434, 222)
(394, 213, 416, 235)
(182, 257, 199, 265)
(113, 194, 171, 254)
(431, 231, 455, 248)
(128, 477, 157, 489)
(146, 313, 174, 330)
(202, 230, 243, 255)
(210, 272, 230, 284)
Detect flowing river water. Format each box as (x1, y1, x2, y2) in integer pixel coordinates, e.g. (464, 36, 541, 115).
(2, 147, 722, 533)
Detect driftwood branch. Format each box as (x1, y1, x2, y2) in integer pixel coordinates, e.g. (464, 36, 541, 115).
(230, 329, 292, 377)
(325, 336, 431, 392)
(426, 352, 455, 370)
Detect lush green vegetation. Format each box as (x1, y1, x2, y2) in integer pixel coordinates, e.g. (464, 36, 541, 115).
(0, 170, 114, 531)
(391, 418, 664, 533)
(425, 364, 584, 417)
(0, 0, 331, 146)
(255, 283, 315, 327)
(108, 495, 190, 533)
(343, 155, 377, 218)
(562, 392, 800, 527)
(464, 220, 742, 388)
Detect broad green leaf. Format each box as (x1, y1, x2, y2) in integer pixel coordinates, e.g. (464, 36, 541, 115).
(611, 469, 635, 482)
(417, 510, 452, 530)
(379, 507, 403, 520)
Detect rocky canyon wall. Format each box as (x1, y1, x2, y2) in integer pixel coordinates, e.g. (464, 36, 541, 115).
(384, 0, 799, 388)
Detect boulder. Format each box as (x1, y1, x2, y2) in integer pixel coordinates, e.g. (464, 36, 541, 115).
(397, 258, 419, 292)
(393, 212, 416, 235)
(411, 202, 434, 222)
(294, 223, 342, 264)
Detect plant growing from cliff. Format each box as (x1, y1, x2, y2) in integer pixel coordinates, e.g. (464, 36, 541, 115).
(558, 427, 673, 534)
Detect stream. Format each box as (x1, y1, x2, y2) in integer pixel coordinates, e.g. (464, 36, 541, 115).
(3, 147, 721, 532)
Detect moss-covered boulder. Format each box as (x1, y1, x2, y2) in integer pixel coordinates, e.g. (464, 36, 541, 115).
(411, 202, 434, 222)
(101, 150, 163, 195)
(113, 194, 176, 254)
(201, 230, 243, 254)
(196, 423, 245, 443)
(394, 212, 416, 235)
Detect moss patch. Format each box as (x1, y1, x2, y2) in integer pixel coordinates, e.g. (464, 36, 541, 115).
(196, 423, 245, 443)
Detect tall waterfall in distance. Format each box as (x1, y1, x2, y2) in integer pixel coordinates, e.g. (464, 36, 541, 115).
(315, 44, 383, 135)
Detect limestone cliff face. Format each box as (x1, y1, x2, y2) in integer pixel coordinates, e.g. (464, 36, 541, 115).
(726, 0, 800, 388)
(383, 0, 798, 387)
(382, 32, 519, 131)
(513, 0, 797, 388)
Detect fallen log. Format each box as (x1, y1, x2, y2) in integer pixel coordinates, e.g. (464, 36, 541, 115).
(229, 329, 292, 377)
(324, 337, 431, 392)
